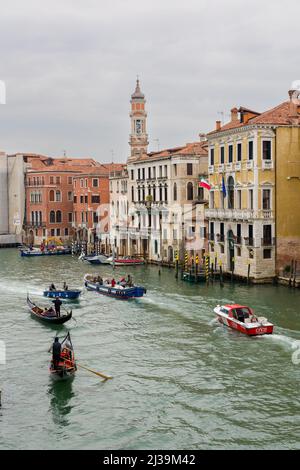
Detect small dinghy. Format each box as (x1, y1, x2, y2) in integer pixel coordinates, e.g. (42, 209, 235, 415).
(214, 304, 274, 336)
(27, 295, 72, 324)
(49, 332, 76, 381)
(84, 274, 146, 300)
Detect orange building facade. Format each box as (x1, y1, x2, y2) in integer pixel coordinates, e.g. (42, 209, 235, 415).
(72, 164, 123, 251)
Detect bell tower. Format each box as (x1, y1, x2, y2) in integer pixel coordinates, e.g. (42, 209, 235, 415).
(128, 78, 148, 161)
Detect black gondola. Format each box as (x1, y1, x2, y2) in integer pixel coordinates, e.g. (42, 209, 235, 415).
(26, 295, 72, 324)
(49, 332, 76, 381)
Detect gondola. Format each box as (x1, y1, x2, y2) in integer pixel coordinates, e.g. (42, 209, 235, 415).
(49, 332, 76, 381)
(26, 295, 72, 324)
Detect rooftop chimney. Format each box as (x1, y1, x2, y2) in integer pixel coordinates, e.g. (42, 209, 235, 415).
(216, 120, 221, 131)
(231, 107, 239, 122)
(288, 89, 300, 124)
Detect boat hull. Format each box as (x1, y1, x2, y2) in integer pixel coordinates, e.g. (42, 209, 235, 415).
(84, 276, 146, 299)
(27, 297, 72, 324)
(21, 249, 71, 257)
(49, 366, 76, 381)
(110, 258, 144, 266)
(215, 309, 274, 336)
(43, 290, 81, 300)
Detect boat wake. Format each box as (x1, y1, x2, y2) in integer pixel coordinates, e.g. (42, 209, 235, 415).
(261, 333, 300, 352)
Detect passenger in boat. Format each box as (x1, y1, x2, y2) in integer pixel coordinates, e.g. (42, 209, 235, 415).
(53, 297, 62, 317)
(63, 282, 68, 291)
(96, 275, 103, 285)
(49, 283, 56, 291)
(236, 308, 245, 323)
(111, 278, 116, 288)
(119, 277, 126, 287)
(52, 337, 61, 369)
(127, 274, 133, 287)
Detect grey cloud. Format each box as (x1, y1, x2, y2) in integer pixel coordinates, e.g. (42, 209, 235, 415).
(0, 0, 299, 160)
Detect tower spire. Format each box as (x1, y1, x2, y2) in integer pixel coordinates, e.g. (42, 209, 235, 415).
(128, 78, 148, 161)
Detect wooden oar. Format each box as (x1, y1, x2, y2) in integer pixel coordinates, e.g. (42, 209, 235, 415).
(77, 363, 112, 380)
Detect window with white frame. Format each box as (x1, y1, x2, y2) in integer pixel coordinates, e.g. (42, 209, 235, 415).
(262, 140, 272, 160)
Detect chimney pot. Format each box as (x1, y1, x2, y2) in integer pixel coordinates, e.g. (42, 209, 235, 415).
(216, 120, 221, 131)
(231, 107, 239, 122)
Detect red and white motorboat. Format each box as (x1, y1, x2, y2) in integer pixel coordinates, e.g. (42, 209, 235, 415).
(214, 304, 274, 336)
(110, 257, 145, 266)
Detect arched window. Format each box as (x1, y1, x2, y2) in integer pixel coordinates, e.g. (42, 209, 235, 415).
(131, 186, 134, 202)
(164, 184, 168, 202)
(159, 185, 162, 201)
(56, 210, 62, 223)
(55, 190, 61, 202)
(50, 211, 55, 223)
(187, 182, 193, 201)
(49, 190, 54, 202)
(227, 176, 235, 209)
(173, 183, 177, 201)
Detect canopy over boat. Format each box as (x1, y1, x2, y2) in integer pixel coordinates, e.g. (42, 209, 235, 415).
(27, 295, 72, 324)
(49, 332, 76, 381)
(214, 304, 274, 336)
(21, 247, 71, 257)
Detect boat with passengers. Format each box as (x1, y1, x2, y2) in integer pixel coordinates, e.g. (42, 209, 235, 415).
(84, 274, 146, 300)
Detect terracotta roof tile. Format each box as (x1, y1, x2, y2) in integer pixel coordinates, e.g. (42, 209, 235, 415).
(208, 100, 295, 135)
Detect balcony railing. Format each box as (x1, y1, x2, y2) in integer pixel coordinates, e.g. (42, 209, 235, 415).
(218, 164, 224, 173)
(235, 236, 242, 245)
(205, 208, 274, 220)
(216, 234, 225, 242)
(26, 221, 46, 228)
(208, 233, 215, 241)
(261, 237, 275, 246)
(235, 162, 241, 171)
(208, 165, 214, 174)
(244, 237, 254, 247)
(246, 160, 254, 170)
(262, 159, 273, 170)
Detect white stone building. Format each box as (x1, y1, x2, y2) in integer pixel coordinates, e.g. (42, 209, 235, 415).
(0, 152, 26, 246)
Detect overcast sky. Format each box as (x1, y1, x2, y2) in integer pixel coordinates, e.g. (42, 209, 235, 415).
(0, 0, 299, 162)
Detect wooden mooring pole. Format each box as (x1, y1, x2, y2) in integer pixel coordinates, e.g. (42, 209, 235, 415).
(293, 260, 297, 288)
(289, 259, 294, 287)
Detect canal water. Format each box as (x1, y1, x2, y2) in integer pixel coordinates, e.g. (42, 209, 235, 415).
(0, 248, 299, 450)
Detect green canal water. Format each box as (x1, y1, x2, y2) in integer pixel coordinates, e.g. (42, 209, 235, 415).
(0, 248, 299, 450)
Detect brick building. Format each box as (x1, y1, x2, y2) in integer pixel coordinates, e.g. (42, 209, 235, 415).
(24, 155, 99, 245)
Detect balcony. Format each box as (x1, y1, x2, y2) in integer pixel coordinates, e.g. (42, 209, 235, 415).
(208, 233, 215, 241)
(235, 236, 242, 245)
(205, 208, 274, 221)
(235, 162, 241, 171)
(218, 164, 224, 173)
(208, 165, 214, 174)
(26, 221, 46, 228)
(246, 160, 254, 170)
(244, 237, 254, 247)
(225, 163, 233, 171)
(216, 234, 225, 243)
(262, 159, 273, 170)
(261, 237, 275, 246)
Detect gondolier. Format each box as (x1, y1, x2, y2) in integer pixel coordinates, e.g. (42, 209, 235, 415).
(52, 337, 61, 369)
(53, 297, 62, 317)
